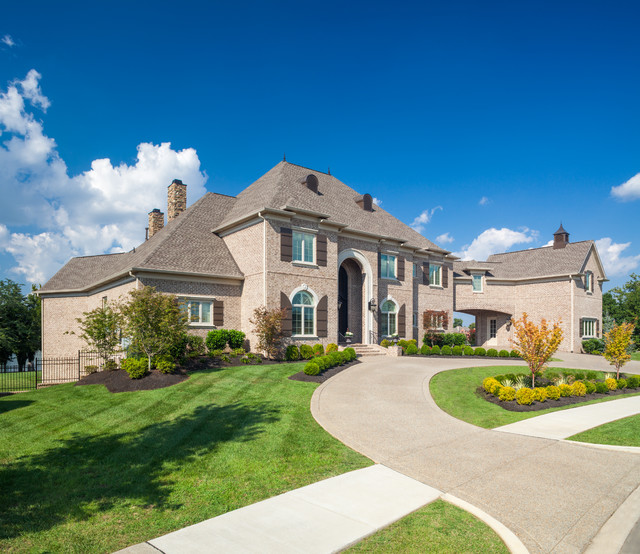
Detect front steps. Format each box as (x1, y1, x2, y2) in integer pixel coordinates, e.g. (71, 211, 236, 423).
(348, 343, 388, 357)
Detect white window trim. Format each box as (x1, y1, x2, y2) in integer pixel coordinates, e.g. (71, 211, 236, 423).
(181, 297, 215, 327)
(292, 229, 316, 265)
(585, 271, 594, 294)
(380, 295, 399, 337)
(380, 253, 397, 280)
(429, 263, 442, 288)
(472, 273, 484, 293)
(289, 286, 318, 337)
(582, 318, 597, 338)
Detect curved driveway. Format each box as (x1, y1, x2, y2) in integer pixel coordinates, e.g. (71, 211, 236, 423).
(311, 356, 640, 553)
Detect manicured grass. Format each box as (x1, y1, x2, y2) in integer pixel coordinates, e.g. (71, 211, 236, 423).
(429, 366, 640, 429)
(0, 370, 41, 391)
(0, 363, 371, 553)
(346, 500, 508, 553)
(567, 413, 640, 446)
(632, 351, 640, 361)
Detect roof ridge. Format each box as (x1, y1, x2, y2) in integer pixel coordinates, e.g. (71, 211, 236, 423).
(487, 240, 593, 258)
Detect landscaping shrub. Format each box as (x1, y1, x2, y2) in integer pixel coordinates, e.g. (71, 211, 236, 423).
(627, 376, 640, 388)
(441, 345, 452, 356)
(582, 338, 605, 354)
(313, 344, 325, 356)
(572, 381, 587, 396)
(498, 350, 509, 358)
(122, 358, 148, 379)
(585, 381, 596, 394)
(482, 377, 500, 394)
(605, 377, 617, 391)
(381, 339, 391, 348)
(232, 348, 246, 357)
(474, 347, 486, 356)
(452, 345, 463, 356)
(285, 345, 300, 361)
(304, 362, 320, 376)
(206, 329, 228, 351)
(441, 333, 466, 347)
(533, 387, 547, 402)
(183, 335, 205, 357)
(227, 330, 246, 349)
(329, 352, 342, 365)
(326, 343, 338, 353)
(343, 347, 356, 361)
(398, 339, 408, 349)
(316, 356, 329, 370)
(546, 385, 561, 400)
(463, 346, 474, 356)
(586, 371, 598, 381)
(84, 365, 98, 374)
(492, 383, 504, 397)
(406, 343, 419, 355)
(420, 345, 432, 355)
(574, 372, 586, 381)
(516, 387, 535, 405)
(595, 382, 609, 394)
(510, 349, 520, 358)
(617, 378, 628, 389)
(487, 348, 498, 357)
(300, 344, 314, 360)
(220, 354, 230, 363)
(156, 358, 176, 374)
(431, 345, 441, 355)
(498, 386, 516, 401)
(559, 384, 573, 397)
(209, 348, 224, 357)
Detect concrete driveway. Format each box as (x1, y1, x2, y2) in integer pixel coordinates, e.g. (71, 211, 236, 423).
(311, 355, 640, 553)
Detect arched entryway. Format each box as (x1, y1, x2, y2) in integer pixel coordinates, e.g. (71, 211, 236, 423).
(338, 249, 374, 344)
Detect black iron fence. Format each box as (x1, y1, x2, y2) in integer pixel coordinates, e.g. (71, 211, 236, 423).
(0, 351, 124, 393)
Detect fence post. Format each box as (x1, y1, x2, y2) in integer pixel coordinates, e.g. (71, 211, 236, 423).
(78, 350, 81, 381)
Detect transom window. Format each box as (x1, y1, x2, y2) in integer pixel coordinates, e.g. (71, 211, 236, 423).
(380, 299, 397, 336)
(293, 231, 314, 263)
(583, 318, 596, 338)
(429, 264, 442, 286)
(181, 299, 212, 325)
(381, 254, 397, 279)
(292, 291, 315, 336)
(472, 274, 483, 293)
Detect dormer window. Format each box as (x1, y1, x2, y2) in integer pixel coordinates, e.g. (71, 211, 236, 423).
(356, 194, 373, 211)
(303, 174, 319, 193)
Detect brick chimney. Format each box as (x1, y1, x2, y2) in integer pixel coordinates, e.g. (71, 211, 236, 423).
(148, 209, 164, 238)
(553, 223, 569, 249)
(168, 179, 187, 222)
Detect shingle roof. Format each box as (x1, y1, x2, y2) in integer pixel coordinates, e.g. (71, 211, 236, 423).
(41, 193, 242, 293)
(217, 162, 446, 252)
(453, 241, 597, 280)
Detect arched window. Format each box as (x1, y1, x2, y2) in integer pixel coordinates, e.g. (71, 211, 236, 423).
(292, 290, 315, 336)
(380, 299, 397, 336)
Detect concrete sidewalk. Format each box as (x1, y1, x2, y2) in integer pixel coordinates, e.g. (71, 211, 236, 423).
(117, 465, 442, 554)
(494, 395, 640, 441)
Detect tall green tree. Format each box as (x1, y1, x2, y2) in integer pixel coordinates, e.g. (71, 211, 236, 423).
(604, 274, 640, 346)
(121, 287, 188, 372)
(76, 302, 123, 365)
(0, 280, 40, 370)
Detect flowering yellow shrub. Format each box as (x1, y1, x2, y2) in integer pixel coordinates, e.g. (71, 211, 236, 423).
(498, 386, 516, 401)
(571, 381, 587, 396)
(546, 385, 561, 400)
(533, 387, 547, 402)
(483, 377, 499, 393)
(516, 387, 535, 405)
(492, 384, 504, 397)
(559, 384, 572, 397)
(605, 377, 617, 391)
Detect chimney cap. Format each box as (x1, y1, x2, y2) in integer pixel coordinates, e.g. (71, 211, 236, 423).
(171, 179, 184, 186)
(150, 208, 162, 213)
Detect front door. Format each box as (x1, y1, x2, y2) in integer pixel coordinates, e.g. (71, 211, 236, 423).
(488, 318, 497, 346)
(338, 265, 348, 337)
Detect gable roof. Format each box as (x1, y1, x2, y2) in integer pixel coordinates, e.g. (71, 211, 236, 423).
(453, 240, 607, 281)
(216, 162, 447, 253)
(41, 193, 243, 293)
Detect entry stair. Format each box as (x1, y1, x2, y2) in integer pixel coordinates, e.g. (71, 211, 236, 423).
(348, 343, 388, 357)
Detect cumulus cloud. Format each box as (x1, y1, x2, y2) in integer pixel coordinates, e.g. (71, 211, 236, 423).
(1, 35, 15, 47)
(611, 173, 640, 201)
(595, 238, 640, 277)
(436, 232, 454, 244)
(410, 206, 442, 233)
(479, 196, 490, 206)
(0, 70, 208, 283)
(454, 227, 538, 261)
(372, 197, 382, 206)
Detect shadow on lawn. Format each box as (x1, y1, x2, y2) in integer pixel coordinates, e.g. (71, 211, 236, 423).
(0, 398, 33, 413)
(0, 402, 279, 540)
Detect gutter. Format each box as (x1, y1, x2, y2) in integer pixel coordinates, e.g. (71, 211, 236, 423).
(258, 211, 267, 306)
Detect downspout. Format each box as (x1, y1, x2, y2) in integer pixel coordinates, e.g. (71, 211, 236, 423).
(258, 212, 267, 307)
(570, 274, 575, 352)
(129, 271, 140, 289)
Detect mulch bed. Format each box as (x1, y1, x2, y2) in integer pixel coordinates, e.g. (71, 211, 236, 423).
(75, 369, 189, 393)
(288, 360, 361, 384)
(179, 356, 280, 371)
(477, 385, 640, 412)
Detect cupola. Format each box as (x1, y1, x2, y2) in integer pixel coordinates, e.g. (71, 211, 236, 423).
(553, 223, 570, 249)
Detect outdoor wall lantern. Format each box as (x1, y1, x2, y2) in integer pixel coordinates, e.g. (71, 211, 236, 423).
(368, 298, 377, 312)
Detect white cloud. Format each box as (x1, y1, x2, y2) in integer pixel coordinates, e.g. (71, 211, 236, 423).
(454, 227, 538, 260)
(595, 238, 640, 277)
(410, 206, 442, 233)
(372, 197, 382, 206)
(436, 232, 454, 244)
(479, 196, 490, 206)
(0, 70, 208, 284)
(611, 173, 640, 201)
(1, 35, 15, 47)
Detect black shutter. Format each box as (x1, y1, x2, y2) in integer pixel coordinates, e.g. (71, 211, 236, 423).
(596, 319, 600, 337)
(442, 265, 449, 288)
(316, 234, 327, 267)
(317, 295, 328, 337)
(213, 300, 224, 326)
(397, 256, 405, 281)
(281, 292, 292, 336)
(281, 228, 292, 262)
(580, 318, 584, 337)
(423, 262, 430, 285)
(398, 304, 406, 337)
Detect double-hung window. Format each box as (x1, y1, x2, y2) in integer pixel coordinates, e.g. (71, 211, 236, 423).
(182, 299, 212, 325)
(293, 231, 314, 263)
(429, 264, 442, 286)
(380, 254, 397, 279)
(380, 299, 397, 336)
(472, 274, 483, 293)
(292, 291, 315, 336)
(582, 318, 596, 338)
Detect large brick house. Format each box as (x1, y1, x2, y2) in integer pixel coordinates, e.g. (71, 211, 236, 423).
(39, 162, 604, 356)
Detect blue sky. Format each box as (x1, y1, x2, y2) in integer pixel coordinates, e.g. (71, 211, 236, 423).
(1, 1, 640, 298)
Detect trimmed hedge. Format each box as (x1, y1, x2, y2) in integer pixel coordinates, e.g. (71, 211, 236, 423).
(304, 362, 320, 376)
(474, 347, 486, 356)
(285, 345, 300, 361)
(441, 345, 452, 356)
(406, 344, 419, 355)
(300, 344, 314, 360)
(420, 345, 432, 355)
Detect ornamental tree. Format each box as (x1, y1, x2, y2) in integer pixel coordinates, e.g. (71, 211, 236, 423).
(510, 313, 564, 388)
(121, 287, 188, 372)
(250, 306, 286, 360)
(76, 303, 123, 366)
(603, 321, 635, 379)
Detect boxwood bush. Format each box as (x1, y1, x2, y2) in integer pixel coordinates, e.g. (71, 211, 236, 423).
(285, 345, 300, 361)
(498, 349, 509, 357)
(304, 362, 320, 376)
(122, 358, 148, 379)
(463, 346, 474, 356)
(627, 376, 640, 388)
(313, 344, 324, 356)
(227, 329, 246, 349)
(595, 382, 609, 394)
(300, 344, 314, 360)
(487, 348, 498, 357)
(326, 343, 338, 353)
(441, 345, 452, 356)
(431, 345, 441, 355)
(206, 329, 228, 351)
(406, 343, 418, 355)
(452, 345, 463, 356)
(420, 344, 431, 355)
(510, 349, 520, 358)
(474, 347, 486, 356)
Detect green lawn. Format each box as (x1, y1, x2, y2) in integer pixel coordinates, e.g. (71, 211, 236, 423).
(632, 351, 640, 361)
(567, 413, 640, 446)
(429, 366, 640, 429)
(346, 500, 508, 553)
(0, 363, 372, 553)
(0, 370, 40, 391)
